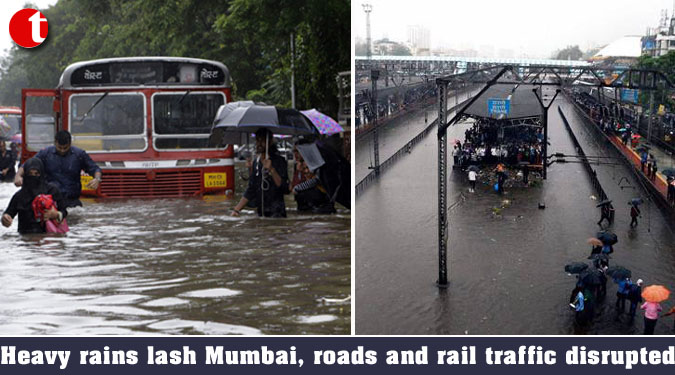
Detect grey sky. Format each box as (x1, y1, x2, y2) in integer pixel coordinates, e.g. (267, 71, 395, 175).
(1, 0, 58, 57)
(355, 0, 675, 58)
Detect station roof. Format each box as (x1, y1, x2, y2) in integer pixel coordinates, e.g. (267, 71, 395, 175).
(591, 36, 642, 60)
(463, 84, 543, 120)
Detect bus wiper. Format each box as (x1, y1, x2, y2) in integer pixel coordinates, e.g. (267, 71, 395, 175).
(177, 90, 191, 105)
(79, 92, 109, 120)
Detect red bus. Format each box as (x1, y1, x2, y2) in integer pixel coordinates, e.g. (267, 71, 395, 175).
(21, 57, 234, 198)
(0, 106, 21, 138)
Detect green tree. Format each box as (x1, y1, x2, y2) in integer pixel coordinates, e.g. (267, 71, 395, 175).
(552, 45, 583, 61)
(635, 51, 675, 112)
(389, 43, 412, 56)
(0, 0, 349, 117)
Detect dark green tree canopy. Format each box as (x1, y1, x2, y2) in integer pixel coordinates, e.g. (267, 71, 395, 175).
(0, 0, 349, 118)
(552, 45, 583, 61)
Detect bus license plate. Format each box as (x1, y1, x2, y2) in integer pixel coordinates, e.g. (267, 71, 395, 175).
(81, 175, 93, 191)
(204, 173, 227, 188)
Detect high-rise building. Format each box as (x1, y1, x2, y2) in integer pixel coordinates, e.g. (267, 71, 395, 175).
(406, 25, 430, 55)
(642, 8, 675, 57)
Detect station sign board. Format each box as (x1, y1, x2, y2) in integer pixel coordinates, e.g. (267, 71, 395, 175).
(488, 98, 510, 116)
(620, 89, 639, 104)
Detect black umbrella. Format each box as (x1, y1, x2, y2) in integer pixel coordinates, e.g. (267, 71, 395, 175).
(596, 231, 618, 245)
(210, 102, 319, 215)
(518, 161, 530, 166)
(467, 165, 480, 172)
(595, 199, 612, 207)
(579, 268, 604, 287)
(606, 265, 631, 281)
(211, 102, 319, 141)
(296, 141, 351, 209)
(636, 146, 650, 153)
(564, 262, 589, 274)
(661, 168, 675, 178)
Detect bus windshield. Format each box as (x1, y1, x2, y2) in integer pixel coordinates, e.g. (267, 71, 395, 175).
(70, 93, 146, 152)
(1, 114, 21, 135)
(153, 92, 224, 150)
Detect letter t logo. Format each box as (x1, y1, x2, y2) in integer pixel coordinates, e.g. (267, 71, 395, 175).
(29, 10, 46, 43)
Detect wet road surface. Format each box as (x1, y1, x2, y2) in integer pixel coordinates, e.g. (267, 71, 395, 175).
(356, 89, 675, 334)
(0, 163, 350, 335)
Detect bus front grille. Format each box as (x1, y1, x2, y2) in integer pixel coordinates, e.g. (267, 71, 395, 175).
(100, 170, 202, 198)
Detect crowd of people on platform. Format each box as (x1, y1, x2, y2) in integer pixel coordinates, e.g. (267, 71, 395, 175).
(454, 119, 544, 169)
(452, 118, 545, 195)
(574, 91, 675, 208)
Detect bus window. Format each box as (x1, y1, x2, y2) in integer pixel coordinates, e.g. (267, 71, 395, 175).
(152, 92, 225, 150)
(69, 93, 146, 152)
(25, 96, 56, 152)
(2, 114, 21, 135)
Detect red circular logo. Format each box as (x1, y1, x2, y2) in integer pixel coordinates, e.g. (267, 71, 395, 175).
(9, 9, 48, 48)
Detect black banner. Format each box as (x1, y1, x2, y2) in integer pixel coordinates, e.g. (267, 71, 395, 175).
(0, 337, 674, 374)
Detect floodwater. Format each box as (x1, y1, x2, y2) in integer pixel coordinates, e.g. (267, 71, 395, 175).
(356, 88, 478, 183)
(0, 162, 350, 335)
(356, 88, 675, 334)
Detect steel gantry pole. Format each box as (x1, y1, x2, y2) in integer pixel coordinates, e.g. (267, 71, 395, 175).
(437, 80, 449, 287)
(372, 69, 380, 176)
(533, 87, 561, 180)
(436, 66, 512, 288)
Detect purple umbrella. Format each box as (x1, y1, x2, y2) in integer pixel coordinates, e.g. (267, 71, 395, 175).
(10, 133, 21, 144)
(300, 109, 344, 135)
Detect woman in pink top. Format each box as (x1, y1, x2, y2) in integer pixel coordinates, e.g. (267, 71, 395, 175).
(641, 301, 662, 335)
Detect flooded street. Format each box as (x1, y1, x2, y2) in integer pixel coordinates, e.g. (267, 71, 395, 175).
(0, 162, 350, 335)
(356, 92, 675, 334)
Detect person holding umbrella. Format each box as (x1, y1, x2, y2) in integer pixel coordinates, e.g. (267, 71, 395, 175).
(615, 277, 632, 313)
(641, 285, 669, 335)
(627, 279, 643, 323)
(570, 285, 586, 324)
(231, 129, 289, 218)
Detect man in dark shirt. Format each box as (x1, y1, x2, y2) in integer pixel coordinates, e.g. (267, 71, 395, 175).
(231, 129, 289, 217)
(15, 130, 102, 208)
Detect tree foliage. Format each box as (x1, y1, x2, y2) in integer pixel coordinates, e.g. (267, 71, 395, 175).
(552, 45, 583, 61)
(635, 51, 675, 111)
(0, 0, 349, 117)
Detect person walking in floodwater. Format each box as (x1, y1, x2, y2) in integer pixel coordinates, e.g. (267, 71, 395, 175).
(641, 300, 662, 335)
(0, 140, 15, 182)
(2, 158, 68, 234)
(14, 131, 101, 208)
(597, 204, 611, 227)
(616, 278, 631, 313)
(630, 203, 640, 228)
(495, 164, 506, 194)
(627, 279, 643, 323)
(231, 128, 289, 218)
(468, 168, 477, 193)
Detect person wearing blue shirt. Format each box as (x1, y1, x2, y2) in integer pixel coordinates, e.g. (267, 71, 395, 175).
(14, 130, 102, 208)
(616, 278, 632, 313)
